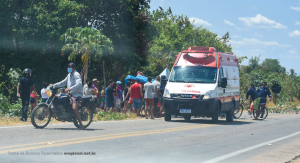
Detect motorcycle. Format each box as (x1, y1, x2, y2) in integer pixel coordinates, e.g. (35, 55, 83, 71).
(31, 86, 97, 129)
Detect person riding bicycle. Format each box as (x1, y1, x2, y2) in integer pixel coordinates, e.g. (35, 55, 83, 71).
(246, 84, 259, 103)
(246, 84, 260, 119)
(257, 82, 272, 118)
(51, 63, 85, 129)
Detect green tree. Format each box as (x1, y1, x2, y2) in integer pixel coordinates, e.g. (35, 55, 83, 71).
(261, 58, 284, 73)
(61, 27, 113, 82)
(143, 7, 232, 77)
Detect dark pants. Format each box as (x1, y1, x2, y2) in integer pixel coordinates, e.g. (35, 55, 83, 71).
(21, 94, 30, 121)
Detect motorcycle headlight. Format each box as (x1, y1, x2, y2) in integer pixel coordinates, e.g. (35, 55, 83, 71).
(164, 88, 171, 98)
(203, 91, 214, 99)
(46, 90, 52, 97)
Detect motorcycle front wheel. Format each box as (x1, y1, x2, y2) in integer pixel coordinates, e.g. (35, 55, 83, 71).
(73, 106, 93, 129)
(31, 104, 52, 129)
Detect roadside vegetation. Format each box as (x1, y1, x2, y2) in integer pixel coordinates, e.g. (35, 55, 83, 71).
(0, 110, 140, 126)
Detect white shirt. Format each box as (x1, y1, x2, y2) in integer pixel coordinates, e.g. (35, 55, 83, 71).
(85, 88, 93, 96)
(53, 70, 83, 97)
(83, 84, 88, 95)
(41, 88, 48, 99)
(152, 80, 160, 98)
(144, 82, 154, 99)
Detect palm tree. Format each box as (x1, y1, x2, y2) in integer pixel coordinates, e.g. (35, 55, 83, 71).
(61, 27, 113, 82)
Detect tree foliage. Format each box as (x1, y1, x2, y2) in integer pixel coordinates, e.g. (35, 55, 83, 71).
(239, 57, 300, 104)
(143, 7, 232, 76)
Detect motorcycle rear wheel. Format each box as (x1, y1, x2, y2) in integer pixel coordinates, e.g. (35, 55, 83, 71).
(31, 104, 52, 129)
(73, 106, 93, 129)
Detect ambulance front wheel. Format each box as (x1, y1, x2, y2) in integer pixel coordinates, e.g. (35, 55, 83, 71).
(165, 114, 171, 121)
(212, 103, 219, 123)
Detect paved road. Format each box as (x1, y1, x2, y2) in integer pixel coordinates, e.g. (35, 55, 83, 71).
(1, 113, 300, 163)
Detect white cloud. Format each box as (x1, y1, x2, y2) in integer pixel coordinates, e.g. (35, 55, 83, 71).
(230, 38, 292, 48)
(254, 33, 262, 37)
(291, 6, 300, 11)
(189, 17, 212, 26)
(289, 30, 300, 37)
(289, 50, 298, 54)
(280, 54, 300, 59)
(233, 35, 242, 38)
(296, 21, 300, 25)
(224, 19, 235, 26)
(238, 14, 287, 29)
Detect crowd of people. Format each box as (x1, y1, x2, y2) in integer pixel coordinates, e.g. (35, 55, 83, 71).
(82, 73, 166, 119)
(17, 64, 166, 123)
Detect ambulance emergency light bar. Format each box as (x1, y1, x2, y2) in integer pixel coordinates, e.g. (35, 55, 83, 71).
(184, 47, 216, 53)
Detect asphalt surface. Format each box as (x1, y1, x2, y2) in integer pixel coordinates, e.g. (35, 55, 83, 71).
(1, 113, 300, 163)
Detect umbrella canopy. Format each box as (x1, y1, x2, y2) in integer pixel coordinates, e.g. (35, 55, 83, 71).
(125, 75, 137, 85)
(125, 75, 155, 85)
(159, 68, 170, 79)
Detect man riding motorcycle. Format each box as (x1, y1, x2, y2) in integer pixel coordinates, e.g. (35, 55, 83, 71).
(51, 63, 84, 129)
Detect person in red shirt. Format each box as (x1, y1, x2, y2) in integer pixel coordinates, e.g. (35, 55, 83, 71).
(130, 79, 143, 115)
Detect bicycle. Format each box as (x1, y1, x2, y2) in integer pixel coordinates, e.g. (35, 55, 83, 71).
(252, 99, 268, 119)
(234, 98, 252, 119)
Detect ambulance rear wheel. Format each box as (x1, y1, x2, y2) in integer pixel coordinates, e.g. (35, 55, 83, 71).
(226, 108, 234, 122)
(165, 114, 171, 121)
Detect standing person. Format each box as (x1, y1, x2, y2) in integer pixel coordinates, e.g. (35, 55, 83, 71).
(159, 75, 167, 118)
(105, 81, 114, 112)
(29, 84, 38, 115)
(123, 82, 131, 114)
(112, 82, 118, 112)
(52, 63, 84, 129)
(257, 82, 272, 118)
(100, 86, 105, 109)
(130, 79, 143, 115)
(41, 82, 49, 103)
(116, 81, 122, 112)
(246, 84, 260, 120)
(85, 82, 98, 96)
(144, 77, 155, 119)
(92, 78, 99, 105)
(83, 78, 91, 96)
(92, 78, 99, 90)
(17, 68, 36, 122)
(152, 76, 161, 117)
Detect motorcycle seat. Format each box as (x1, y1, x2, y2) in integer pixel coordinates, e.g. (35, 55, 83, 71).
(82, 95, 96, 103)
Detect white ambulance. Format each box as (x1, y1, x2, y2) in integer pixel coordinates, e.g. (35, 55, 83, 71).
(163, 47, 240, 122)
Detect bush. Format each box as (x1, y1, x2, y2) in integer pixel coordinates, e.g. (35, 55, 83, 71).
(0, 94, 22, 117)
(93, 110, 139, 121)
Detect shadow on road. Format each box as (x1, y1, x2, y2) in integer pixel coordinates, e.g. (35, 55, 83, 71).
(169, 118, 253, 125)
(41, 128, 103, 131)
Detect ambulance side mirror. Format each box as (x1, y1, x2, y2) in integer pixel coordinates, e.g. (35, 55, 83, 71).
(220, 77, 227, 88)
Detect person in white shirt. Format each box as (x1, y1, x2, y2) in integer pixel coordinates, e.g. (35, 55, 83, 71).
(41, 82, 49, 102)
(144, 77, 155, 119)
(83, 78, 91, 96)
(85, 82, 98, 96)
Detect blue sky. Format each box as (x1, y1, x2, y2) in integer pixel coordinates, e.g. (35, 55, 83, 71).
(150, 0, 300, 74)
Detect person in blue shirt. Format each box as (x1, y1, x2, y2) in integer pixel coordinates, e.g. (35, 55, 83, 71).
(257, 82, 272, 103)
(246, 84, 259, 102)
(257, 82, 272, 118)
(246, 84, 260, 119)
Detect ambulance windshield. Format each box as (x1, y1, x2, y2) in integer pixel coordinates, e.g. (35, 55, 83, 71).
(169, 66, 217, 83)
